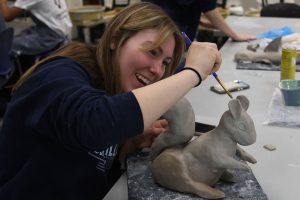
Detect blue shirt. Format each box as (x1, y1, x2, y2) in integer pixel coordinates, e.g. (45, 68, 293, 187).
(0, 57, 144, 199)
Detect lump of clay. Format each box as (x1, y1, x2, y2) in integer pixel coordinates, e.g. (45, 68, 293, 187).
(151, 95, 257, 199)
(235, 49, 281, 64)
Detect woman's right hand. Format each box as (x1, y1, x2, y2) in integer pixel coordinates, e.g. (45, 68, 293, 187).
(185, 42, 221, 81)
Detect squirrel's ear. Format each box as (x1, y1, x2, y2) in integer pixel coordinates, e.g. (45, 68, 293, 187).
(236, 95, 249, 111)
(228, 99, 242, 119)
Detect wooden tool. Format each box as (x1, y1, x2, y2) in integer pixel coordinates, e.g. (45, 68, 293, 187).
(212, 73, 233, 99)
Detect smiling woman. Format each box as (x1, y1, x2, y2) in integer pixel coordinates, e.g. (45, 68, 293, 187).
(0, 2, 221, 200)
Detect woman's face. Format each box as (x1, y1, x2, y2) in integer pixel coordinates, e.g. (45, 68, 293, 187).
(117, 29, 175, 92)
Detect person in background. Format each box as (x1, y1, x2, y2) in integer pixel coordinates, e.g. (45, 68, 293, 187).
(0, 0, 72, 119)
(142, 0, 256, 42)
(0, 2, 221, 200)
(0, 0, 72, 58)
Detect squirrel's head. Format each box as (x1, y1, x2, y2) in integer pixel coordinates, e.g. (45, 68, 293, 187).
(221, 95, 256, 146)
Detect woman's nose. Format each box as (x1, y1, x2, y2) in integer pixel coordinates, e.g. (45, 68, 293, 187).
(150, 60, 164, 77)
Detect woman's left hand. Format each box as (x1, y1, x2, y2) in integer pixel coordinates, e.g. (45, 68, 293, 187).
(119, 119, 169, 164)
(137, 119, 169, 148)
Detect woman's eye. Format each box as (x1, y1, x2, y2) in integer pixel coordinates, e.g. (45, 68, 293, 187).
(149, 49, 158, 56)
(163, 61, 170, 68)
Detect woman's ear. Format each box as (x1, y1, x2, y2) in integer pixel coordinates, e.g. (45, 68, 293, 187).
(110, 40, 116, 50)
(109, 35, 118, 50)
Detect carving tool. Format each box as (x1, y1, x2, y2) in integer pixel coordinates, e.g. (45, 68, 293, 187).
(181, 32, 233, 99)
(211, 73, 233, 99)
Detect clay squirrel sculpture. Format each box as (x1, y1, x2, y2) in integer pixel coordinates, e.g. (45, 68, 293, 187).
(151, 95, 257, 199)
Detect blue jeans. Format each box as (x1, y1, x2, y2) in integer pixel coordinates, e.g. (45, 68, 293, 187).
(13, 25, 66, 55)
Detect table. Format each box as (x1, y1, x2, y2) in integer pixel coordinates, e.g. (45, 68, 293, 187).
(72, 15, 114, 44)
(104, 16, 300, 200)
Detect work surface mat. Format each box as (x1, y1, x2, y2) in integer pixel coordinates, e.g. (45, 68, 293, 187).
(236, 61, 300, 71)
(127, 151, 268, 200)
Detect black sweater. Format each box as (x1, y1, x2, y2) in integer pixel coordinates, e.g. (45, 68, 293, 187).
(0, 57, 143, 199)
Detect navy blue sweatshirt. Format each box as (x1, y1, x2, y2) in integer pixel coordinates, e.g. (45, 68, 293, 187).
(0, 57, 144, 199)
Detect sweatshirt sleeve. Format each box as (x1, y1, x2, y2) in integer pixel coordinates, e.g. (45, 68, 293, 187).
(13, 58, 144, 152)
(14, 0, 43, 9)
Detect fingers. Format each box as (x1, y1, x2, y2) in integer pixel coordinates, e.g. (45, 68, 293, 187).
(152, 119, 169, 133)
(152, 127, 166, 135)
(155, 119, 168, 128)
(143, 119, 169, 137)
(204, 42, 222, 74)
(185, 42, 222, 80)
(232, 33, 257, 42)
(213, 49, 222, 74)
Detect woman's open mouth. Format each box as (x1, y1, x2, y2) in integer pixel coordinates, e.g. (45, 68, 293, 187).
(136, 73, 150, 86)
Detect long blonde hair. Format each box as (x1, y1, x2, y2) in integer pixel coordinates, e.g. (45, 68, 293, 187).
(13, 2, 185, 95)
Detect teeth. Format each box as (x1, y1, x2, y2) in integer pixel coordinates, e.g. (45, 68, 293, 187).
(136, 73, 150, 85)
